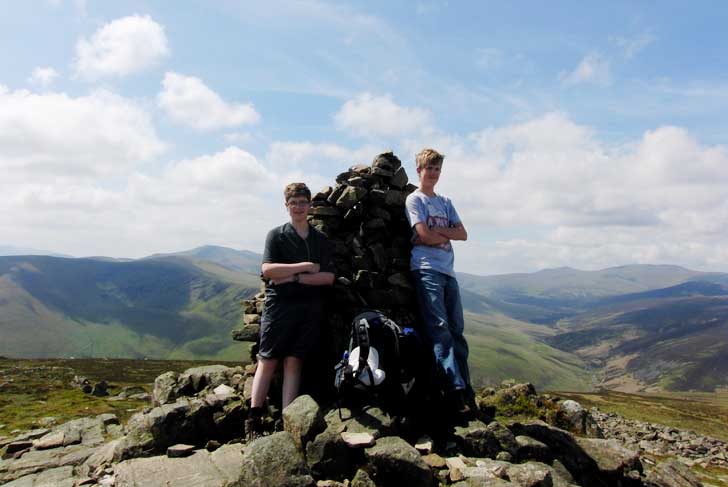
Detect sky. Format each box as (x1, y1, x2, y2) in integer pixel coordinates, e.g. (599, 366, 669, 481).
(2, 1, 728, 275)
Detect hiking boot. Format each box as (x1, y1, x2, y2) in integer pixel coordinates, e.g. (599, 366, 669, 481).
(245, 407, 264, 442)
(245, 416, 263, 441)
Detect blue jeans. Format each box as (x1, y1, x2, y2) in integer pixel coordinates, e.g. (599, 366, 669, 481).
(412, 269, 470, 392)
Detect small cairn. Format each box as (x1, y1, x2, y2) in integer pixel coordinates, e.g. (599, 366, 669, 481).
(232, 152, 421, 371)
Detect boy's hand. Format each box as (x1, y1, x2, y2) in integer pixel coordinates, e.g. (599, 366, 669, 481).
(270, 275, 295, 285)
(307, 262, 320, 274)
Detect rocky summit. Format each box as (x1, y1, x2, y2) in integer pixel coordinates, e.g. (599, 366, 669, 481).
(0, 365, 718, 486)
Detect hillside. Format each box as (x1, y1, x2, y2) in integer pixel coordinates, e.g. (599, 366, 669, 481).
(458, 265, 709, 324)
(548, 280, 728, 392)
(0, 255, 259, 360)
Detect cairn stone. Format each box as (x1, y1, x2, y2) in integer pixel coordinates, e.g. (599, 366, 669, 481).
(236, 432, 314, 487)
(283, 395, 326, 451)
(364, 436, 433, 487)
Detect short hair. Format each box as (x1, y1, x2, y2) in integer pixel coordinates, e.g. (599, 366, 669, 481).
(415, 148, 445, 170)
(284, 182, 311, 202)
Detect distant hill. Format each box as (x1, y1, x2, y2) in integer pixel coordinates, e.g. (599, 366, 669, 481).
(547, 280, 728, 392)
(458, 265, 710, 324)
(0, 255, 260, 360)
(0, 245, 72, 258)
(146, 245, 263, 275)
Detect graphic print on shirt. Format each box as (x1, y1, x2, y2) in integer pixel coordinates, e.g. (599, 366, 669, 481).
(425, 199, 453, 252)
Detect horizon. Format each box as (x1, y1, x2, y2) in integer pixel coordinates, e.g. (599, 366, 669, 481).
(0, 243, 715, 279)
(3, 2, 728, 274)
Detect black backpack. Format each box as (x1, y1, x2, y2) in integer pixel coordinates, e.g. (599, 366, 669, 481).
(333, 310, 422, 413)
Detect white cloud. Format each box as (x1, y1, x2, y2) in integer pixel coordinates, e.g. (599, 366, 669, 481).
(560, 53, 611, 86)
(611, 33, 655, 59)
(335, 93, 433, 138)
(28, 67, 59, 86)
(158, 72, 260, 130)
(0, 86, 165, 178)
(73, 15, 169, 79)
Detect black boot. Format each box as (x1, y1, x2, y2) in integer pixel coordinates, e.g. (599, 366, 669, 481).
(245, 407, 264, 442)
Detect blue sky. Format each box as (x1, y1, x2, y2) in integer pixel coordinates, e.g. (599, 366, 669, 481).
(2, 1, 728, 274)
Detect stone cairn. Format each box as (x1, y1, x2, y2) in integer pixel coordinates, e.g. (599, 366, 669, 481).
(233, 151, 421, 371)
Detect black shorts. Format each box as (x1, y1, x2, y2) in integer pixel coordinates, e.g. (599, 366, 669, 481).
(258, 298, 323, 360)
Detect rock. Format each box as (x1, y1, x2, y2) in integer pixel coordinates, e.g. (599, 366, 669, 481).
(34, 431, 65, 450)
(506, 461, 554, 487)
(92, 381, 109, 397)
(422, 453, 446, 469)
(414, 435, 433, 454)
(212, 384, 235, 396)
(453, 420, 500, 458)
(446, 457, 468, 482)
(495, 383, 536, 404)
(235, 432, 314, 487)
(365, 436, 432, 487)
(341, 432, 375, 448)
(515, 435, 551, 462)
(231, 324, 260, 342)
(336, 186, 368, 210)
(243, 314, 261, 325)
(283, 395, 326, 451)
(575, 437, 642, 477)
(643, 459, 703, 487)
(152, 371, 179, 407)
(179, 365, 236, 392)
(350, 468, 376, 487)
(98, 414, 119, 427)
(487, 421, 518, 456)
(2, 465, 76, 487)
(324, 407, 393, 440)
(306, 428, 352, 481)
(167, 444, 195, 458)
(4, 441, 33, 457)
(114, 444, 244, 487)
(556, 400, 603, 438)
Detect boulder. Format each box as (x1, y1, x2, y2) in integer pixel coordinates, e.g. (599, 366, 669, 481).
(2, 465, 76, 487)
(643, 459, 703, 487)
(556, 400, 603, 438)
(350, 468, 376, 487)
(231, 324, 260, 342)
(515, 435, 551, 463)
(324, 407, 394, 440)
(365, 436, 432, 487)
(114, 444, 244, 487)
(283, 395, 326, 451)
(453, 420, 501, 458)
(487, 421, 519, 456)
(235, 432, 314, 487)
(152, 371, 179, 406)
(306, 427, 353, 481)
(575, 437, 642, 477)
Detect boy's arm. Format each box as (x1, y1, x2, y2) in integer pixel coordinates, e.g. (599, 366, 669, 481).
(262, 262, 319, 280)
(434, 223, 467, 241)
(413, 222, 451, 246)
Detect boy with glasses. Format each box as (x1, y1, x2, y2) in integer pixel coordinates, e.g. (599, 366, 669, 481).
(246, 183, 335, 439)
(405, 148, 473, 416)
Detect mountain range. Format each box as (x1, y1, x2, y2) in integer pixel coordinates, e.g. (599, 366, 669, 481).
(1, 245, 726, 393)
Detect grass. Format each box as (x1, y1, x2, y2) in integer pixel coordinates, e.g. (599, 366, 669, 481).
(556, 389, 728, 442)
(465, 311, 592, 391)
(0, 357, 245, 434)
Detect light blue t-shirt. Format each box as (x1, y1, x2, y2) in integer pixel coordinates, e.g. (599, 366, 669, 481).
(405, 189, 462, 277)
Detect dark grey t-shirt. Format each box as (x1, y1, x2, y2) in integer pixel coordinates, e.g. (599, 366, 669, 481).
(261, 222, 334, 302)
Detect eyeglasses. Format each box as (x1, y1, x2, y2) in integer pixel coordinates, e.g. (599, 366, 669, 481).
(286, 200, 310, 208)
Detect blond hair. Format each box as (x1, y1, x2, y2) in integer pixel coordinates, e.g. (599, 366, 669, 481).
(415, 148, 445, 170)
(283, 182, 311, 202)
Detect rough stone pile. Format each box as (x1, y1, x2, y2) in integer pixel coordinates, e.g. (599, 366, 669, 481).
(590, 409, 728, 469)
(232, 151, 421, 364)
(0, 371, 711, 487)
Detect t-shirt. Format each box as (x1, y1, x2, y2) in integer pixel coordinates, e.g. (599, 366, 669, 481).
(262, 222, 334, 302)
(405, 189, 461, 277)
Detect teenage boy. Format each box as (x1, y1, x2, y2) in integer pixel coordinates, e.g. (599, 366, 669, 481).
(246, 183, 335, 439)
(405, 148, 472, 414)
